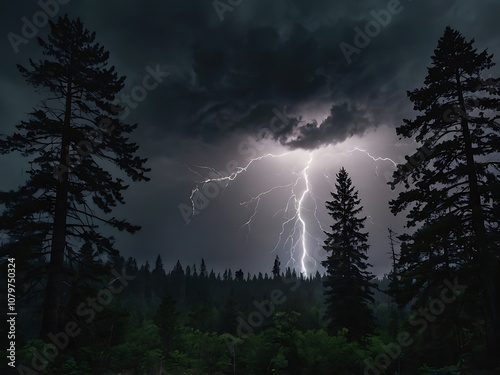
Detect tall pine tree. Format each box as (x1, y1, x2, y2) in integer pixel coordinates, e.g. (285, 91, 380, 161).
(389, 27, 500, 361)
(272, 255, 281, 279)
(322, 167, 376, 341)
(0, 16, 150, 338)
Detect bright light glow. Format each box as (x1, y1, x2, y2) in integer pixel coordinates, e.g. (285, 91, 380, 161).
(185, 135, 400, 276)
(298, 153, 313, 275)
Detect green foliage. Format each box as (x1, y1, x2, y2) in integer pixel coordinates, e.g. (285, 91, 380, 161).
(420, 364, 461, 375)
(154, 295, 180, 352)
(167, 349, 193, 372)
(16, 339, 93, 375)
(59, 357, 92, 375)
(297, 329, 367, 374)
(237, 326, 369, 375)
(175, 329, 231, 373)
(109, 320, 163, 373)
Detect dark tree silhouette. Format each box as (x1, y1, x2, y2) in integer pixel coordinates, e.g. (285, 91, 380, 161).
(322, 167, 376, 341)
(192, 264, 198, 278)
(151, 255, 166, 300)
(0, 16, 150, 338)
(272, 255, 281, 279)
(154, 255, 165, 275)
(389, 26, 500, 360)
(200, 258, 207, 278)
(234, 268, 244, 282)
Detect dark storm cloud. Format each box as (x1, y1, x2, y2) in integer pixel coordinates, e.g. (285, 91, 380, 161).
(109, 0, 500, 152)
(281, 102, 373, 149)
(146, 21, 333, 144)
(60, 0, 387, 149)
(3, 0, 499, 153)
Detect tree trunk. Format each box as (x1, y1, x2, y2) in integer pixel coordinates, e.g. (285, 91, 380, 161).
(40, 76, 72, 338)
(456, 71, 500, 363)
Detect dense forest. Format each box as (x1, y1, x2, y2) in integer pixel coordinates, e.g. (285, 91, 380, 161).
(1, 14, 499, 375)
(6, 253, 397, 374)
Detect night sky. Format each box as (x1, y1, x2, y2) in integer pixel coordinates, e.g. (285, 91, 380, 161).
(1, 0, 499, 277)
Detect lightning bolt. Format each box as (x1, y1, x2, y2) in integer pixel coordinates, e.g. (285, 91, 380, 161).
(187, 150, 323, 275)
(187, 152, 290, 217)
(298, 154, 315, 275)
(185, 144, 400, 276)
(239, 182, 295, 240)
(236, 152, 320, 275)
(346, 147, 398, 168)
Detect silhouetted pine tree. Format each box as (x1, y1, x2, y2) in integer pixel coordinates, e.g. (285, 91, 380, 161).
(0, 15, 150, 338)
(192, 264, 198, 278)
(234, 269, 244, 281)
(170, 260, 185, 299)
(322, 167, 376, 341)
(152, 255, 166, 300)
(200, 258, 207, 278)
(389, 26, 500, 360)
(272, 255, 281, 279)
